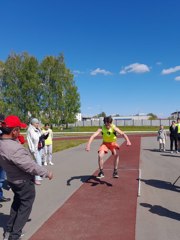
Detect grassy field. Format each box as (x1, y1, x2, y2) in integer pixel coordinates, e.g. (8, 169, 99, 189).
(43, 125, 160, 153)
(54, 125, 164, 132)
(23, 125, 164, 153)
(52, 139, 87, 152)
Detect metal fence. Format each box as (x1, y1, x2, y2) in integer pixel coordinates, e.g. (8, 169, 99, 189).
(69, 119, 172, 127)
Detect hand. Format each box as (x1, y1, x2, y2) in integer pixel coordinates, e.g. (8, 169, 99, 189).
(47, 171, 53, 180)
(126, 141, 131, 146)
(85, 144, 90, 151)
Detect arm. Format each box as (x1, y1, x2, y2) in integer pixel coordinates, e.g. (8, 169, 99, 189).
(114, 126, 131, 146)
(85, 128, 102, 151)
(12, 146, 53, 180)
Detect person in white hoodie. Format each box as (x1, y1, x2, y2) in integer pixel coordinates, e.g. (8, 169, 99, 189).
(27, 118, 48, 185)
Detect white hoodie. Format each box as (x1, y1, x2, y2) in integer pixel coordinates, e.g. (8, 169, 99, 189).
(27, 124, 42, 154)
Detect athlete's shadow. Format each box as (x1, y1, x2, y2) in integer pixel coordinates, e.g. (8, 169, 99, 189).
(140, 203, 180, 221)
(140, 178, 180, 192)
(67, 175, 112, 187)
(160, 153, 179, 157)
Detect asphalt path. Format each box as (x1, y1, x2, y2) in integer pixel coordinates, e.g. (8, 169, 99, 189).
(136, 136, 180, 240)
(0, 135, 180, 240)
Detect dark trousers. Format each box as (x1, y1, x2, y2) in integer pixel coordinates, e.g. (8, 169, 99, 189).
(170, 136, 178, 151)
(6, 180, 35, 240)
(0, 167, 5, 199)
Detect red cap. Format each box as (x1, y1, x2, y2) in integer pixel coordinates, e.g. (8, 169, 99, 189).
(3, 115, 27, 129)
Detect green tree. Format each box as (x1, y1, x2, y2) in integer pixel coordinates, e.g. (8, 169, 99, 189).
(0, 61, 5, 114)
(147, 113, 158, 120)
(2, 52, 41, 121)
(39, 54, 80, 126)
(1, 52, 80, 125)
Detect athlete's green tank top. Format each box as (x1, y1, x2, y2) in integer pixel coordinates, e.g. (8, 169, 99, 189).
(102, 124, 117, 142)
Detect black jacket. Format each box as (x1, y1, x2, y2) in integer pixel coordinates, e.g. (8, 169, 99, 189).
(169, 125, 178, 137)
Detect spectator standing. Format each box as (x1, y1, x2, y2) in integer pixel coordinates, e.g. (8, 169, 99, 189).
(157, 125, 167, 152)
(169, 120, 178, 153)
(0, 116, 11, 208)
(0, 115, 53, 240)
(42, 123, 54, 165)
(176, 118, 180, 151)
(26, 118, 48, 185)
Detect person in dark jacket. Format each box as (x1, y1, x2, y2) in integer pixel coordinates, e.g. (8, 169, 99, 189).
(0, 115, 53, 240)
(0, 115, 11, 208)
(169, 120, 178, 153)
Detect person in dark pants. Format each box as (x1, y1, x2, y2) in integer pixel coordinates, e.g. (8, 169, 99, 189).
(0, 167, 11, 203)
(0, 115, 53, 240)
(0, 116, 11, 207)
(169, 120, 178, 153)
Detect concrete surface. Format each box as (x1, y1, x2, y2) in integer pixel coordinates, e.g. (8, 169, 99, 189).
(0, 136, 180, 239)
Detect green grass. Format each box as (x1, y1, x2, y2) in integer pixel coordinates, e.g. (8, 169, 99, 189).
(24, 139, 87, 153)
(52, 125, 168, 132)
(53, 139, 87, 152)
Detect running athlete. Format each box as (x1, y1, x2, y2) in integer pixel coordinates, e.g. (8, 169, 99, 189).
(85, 116, 131, 178)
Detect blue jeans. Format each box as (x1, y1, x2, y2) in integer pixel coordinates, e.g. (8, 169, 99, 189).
(34, 150, 42, 181)
(0, 167, 6, 200)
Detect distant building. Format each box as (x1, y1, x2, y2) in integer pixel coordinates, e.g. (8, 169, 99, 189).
(171, 111, 180, 119)
(112, 113, 149, 121)
(80, 113, 149, 122)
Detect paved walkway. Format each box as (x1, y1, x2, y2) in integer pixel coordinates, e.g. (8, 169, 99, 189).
(0, 135, 180, 240)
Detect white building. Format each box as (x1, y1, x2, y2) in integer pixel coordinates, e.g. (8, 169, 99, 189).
(112, 113, 149, 121)
(171, 111, 180, 119)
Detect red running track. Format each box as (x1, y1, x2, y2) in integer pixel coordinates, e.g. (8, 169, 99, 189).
(30, 135, 141, 240)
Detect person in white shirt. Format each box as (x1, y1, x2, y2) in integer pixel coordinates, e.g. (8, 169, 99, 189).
(42, 123, 54, 165)
(27, 118, 48, 185)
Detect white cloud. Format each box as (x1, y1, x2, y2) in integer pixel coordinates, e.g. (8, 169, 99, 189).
(161, 66, 180, 75)
(120, 63, 150, 74)
(90, 68, 112, 76)
(175, 76, 180, 81)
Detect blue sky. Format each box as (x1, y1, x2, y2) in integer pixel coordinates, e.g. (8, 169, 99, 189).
(0, 0, 180, 118)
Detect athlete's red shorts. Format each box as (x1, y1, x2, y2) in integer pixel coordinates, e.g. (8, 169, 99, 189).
(98, 142, 120, 154)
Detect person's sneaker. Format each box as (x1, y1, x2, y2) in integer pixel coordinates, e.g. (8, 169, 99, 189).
(35, 180, 41, 185)
(176, 151, 179, 153)
(113, 169, 119, 178)
(96, 171, 105, 179)
(171, 151, 173, 154)
(3, 231, 10, 240)
(3, 231, 25, 240)
(44, 162, 47, 166)
(49, 162, 54, 165)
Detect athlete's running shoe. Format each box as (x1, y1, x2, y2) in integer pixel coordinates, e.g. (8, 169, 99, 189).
(113, 169, 119, 178)
(96, 171, 105, 179)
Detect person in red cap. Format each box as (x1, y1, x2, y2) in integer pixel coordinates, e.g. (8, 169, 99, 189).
(0, 115, 53, 240)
